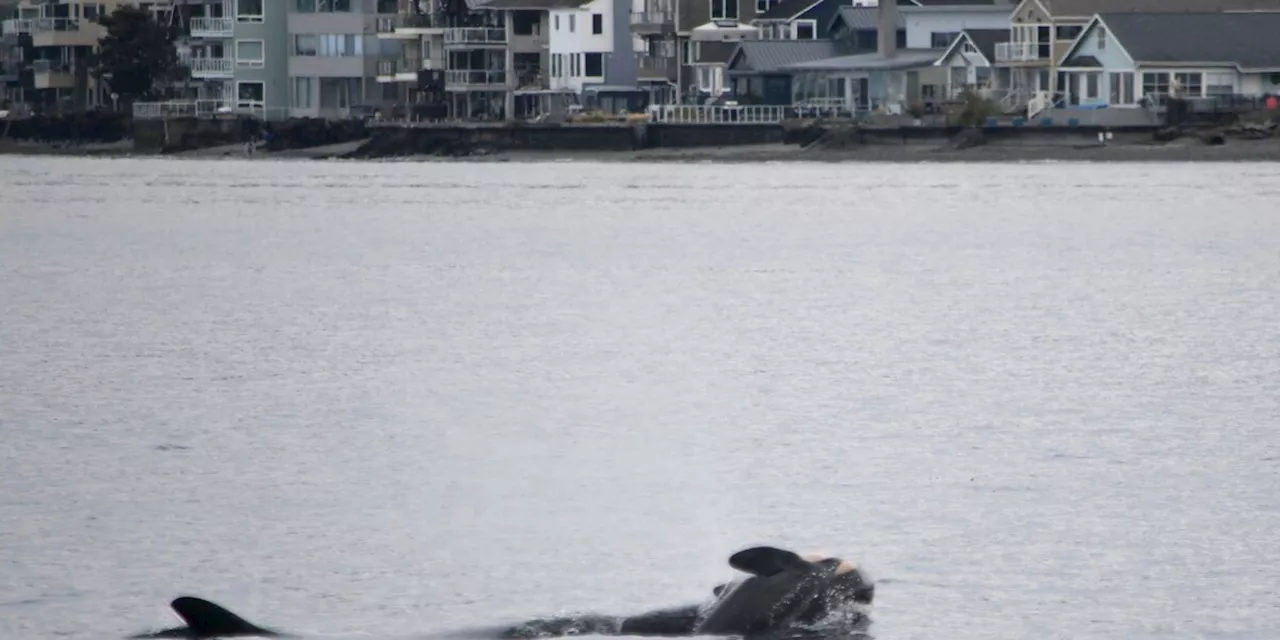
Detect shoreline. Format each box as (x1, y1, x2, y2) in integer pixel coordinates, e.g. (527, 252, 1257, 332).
(6, 138, 1280, 164)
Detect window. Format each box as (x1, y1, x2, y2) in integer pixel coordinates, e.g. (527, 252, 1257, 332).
(292, 76, 313, 108)
(1096, 26, 1106, 50)
(592, 13, 602, 34)
(293, 34, 317, 56)
(295, 0, 352, 10)
(584, 52, 603, 76)
(710, 0, 737, 21)
(1109, 71, 1134, 104)
(236, 39, 264, 67)
(930, 31, 958, 49)
(1084, 72, 1100, 99)
(921, 84, 936, 99)
(1141, 71, 1168, 100)
(552, 54, 560, 77)
(1173, 71, 1202, 98)
(1055, 25, 1081, 41)
(237, 0, 263, 22)
(962, 40, 977, 55)
(237, 81, 265, 103)
(793, 20, 815, 40)
(569, 14, 575, 32)
(1205, 71, 1234, 96)
(681, 40, 692, 65)
(319, 78, 361, 109)
(554, 15, 559, 30)
(757, 0, 777, 12)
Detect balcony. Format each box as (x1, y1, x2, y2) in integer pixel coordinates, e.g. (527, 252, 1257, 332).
(995, 42, 1040, 63)
(7, 18, 98, 47)
(376, 57, 441, 82)
(443, 28, 506, 47)
(630, 9, 675, 35)
(31, 58, 75, 89)
(186, 57, 234, 78)
(376, 13, 445, 38)
(2, 18, 32, 36)
(636, 53, 675, 80)
(445, 69, 507, 89)
(190, 17, 234, 38)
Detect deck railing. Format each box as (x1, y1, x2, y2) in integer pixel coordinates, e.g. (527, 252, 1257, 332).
(648, 104, 785, 124)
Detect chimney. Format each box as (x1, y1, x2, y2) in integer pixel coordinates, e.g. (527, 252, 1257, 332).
(877, 0, 898, 59)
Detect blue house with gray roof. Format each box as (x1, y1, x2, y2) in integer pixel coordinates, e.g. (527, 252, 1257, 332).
(1056, 11, 1280, 110)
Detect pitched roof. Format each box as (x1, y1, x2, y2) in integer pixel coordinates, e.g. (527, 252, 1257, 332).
(1040, 0, 1280, 19)
(727, 40, 843, 73)
(1092, 11, 1280, 69)
(784, 47, 945, 71)
(758, 0, 823, 20)
(963, 27, 1008, 63)
(830, 5, 904, 31)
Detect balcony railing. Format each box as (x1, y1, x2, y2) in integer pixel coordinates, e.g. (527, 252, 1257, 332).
(190, 17, 234, 38)
(630, 9, 674, 27)
(443, 27, 506, 46)
(377, 58, 439, 76)
(31, 59, 72, 74)
(132, 99, 266, 120)
(995, 41, 1040, 63)
(3, 17, 82, 35)
(377, 13, 444, 33)
(186, 57, 234, 77)
(636, 53, 675, 76)
(445, 69, 507, 87)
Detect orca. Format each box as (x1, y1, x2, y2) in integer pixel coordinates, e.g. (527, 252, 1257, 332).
(128, 596, 288, 639)
(126, 547, 874, 640)
(502, 546, 875, 638)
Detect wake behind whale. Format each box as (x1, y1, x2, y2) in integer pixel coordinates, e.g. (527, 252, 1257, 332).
(125, 546, 876, 640)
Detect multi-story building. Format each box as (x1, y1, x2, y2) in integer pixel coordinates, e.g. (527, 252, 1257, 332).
(174, 0, 285, 118)
(287, 0, 401, 119)
(1, 0, 141, 111)
(376, 0, 640, 121)
(631, 0, 764, 104)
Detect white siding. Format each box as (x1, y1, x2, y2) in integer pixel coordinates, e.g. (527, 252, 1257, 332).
(902, 9, 1010, 49)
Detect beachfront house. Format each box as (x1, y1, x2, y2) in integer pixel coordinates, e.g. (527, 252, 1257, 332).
(1056, 12, 1280, 111)
(932, 28, 1008, 98)
(785, 0, 1007, 113)
(992, 0, 1280, 118)
(725, 39, 841, 103)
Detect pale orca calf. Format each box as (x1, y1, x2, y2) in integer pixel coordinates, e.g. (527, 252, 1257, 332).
(125, 546, 874, 640)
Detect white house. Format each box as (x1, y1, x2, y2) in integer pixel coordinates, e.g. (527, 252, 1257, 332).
(898, 1, 1012, 49)
(1056, 11, 1280, 110)
(932, 28, 1008, 98)
(548, 0, 641, 109)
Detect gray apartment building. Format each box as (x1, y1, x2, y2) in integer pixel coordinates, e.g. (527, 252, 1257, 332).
(180, 0, 400, 119)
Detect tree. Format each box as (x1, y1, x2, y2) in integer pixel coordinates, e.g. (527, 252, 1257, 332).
(91, 6, 183, 104)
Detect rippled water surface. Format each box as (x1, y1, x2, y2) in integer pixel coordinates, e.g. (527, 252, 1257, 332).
(2, 157, 1279, 640)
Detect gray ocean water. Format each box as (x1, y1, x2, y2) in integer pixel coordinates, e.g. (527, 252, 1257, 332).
(1, 156, 1278, 640)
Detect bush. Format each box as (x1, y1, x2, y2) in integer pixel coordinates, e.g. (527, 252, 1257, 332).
(954, 89, 1000, 127)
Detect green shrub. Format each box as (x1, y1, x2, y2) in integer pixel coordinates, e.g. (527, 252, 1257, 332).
(954, 89, 1000, 127)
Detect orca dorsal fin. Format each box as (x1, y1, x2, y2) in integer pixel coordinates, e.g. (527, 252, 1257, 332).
(727, 546, 809, 578)
(170, 596, 277, 637)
